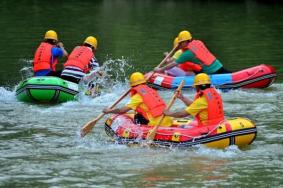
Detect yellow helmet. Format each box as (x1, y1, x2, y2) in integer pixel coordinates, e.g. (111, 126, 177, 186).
(44, 30, 58, 41)
(84, 36, 98, 49)
(193, 73, 211, 86)
(173, 37, 179, 48)
(178, 30, 192, 43)
(129, 72, 146, 87)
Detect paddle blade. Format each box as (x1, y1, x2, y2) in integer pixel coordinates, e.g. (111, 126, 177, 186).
(80, 119, 98, 137)
(80, 89, 131, 138)
(146, 124, 160, 141)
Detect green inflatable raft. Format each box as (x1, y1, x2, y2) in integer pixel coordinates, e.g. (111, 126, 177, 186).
(16, 76, 79, 103)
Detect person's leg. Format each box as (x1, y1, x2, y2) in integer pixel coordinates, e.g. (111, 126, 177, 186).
(86, 82, 101, 97)
(166, 67, 187, 77)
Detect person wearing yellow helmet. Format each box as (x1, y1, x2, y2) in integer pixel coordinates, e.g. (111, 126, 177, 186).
(163, 37, 187, 76)
(164, 73, 225, 127)
(155, 30, 230, 75)
(103, 72, 173, 127)
(61, 36, 103, 84)
(164, 36, 202, 76)
(33, 30, 68, 77)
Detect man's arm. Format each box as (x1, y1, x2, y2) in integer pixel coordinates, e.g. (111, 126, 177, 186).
(103, 106, 131, 114)
(57, 42, 68, 57)
(154, 61, 178, 73)
(163, 109, 189, 118)
(177, 92, 193, 106)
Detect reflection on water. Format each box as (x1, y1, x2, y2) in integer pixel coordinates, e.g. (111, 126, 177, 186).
(135, 153, 231, 187)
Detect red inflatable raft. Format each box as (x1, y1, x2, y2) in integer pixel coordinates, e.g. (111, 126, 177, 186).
(146, 64, 276, 90)
(105, 114, 257, 149)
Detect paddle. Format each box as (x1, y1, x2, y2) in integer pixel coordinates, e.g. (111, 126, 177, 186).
(80, 89, 131, 137)
(146, 80, 185, 142)
(80, 46, 178, 137)
(145, 45, 178, 80)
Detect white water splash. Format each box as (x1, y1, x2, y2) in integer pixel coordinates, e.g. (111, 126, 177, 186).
(193, 145, 242, 159)
(0, 87, 16, 102)
(79, 56, 135, 97)
(18, 58, 33, 81)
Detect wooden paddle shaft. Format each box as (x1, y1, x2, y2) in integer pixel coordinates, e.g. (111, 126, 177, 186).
(146, 80, 185, 141)
(90, 89, 131, 123)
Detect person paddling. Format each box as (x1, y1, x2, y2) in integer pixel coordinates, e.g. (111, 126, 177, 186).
(155, 30, 230, 75)
(33, 30, 68, 77)
(103, 72, 173, 126)
(165, 37, 202, 76)
(80, 46, 178, 137)
(164, 73, 225, 127)
(61, 36, 103, 84)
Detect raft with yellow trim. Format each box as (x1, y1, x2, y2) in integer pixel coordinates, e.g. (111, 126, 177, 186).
(104, 114, 257, 149)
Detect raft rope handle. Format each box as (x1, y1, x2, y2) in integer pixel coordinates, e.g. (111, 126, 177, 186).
(118, 120, 226, 142)
(191, 120, 227, 142)
(211, 67, 264, 87)
(228, 67, 264, 84)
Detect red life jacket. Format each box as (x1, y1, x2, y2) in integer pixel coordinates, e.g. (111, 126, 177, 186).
(130, 84, 166, 119)
(178, 61, 202, 72)
(33, 42, 58, 72)
(185, 40, 216, 66)
(194, 87, 224, 126)
(64, 46, 94, 73)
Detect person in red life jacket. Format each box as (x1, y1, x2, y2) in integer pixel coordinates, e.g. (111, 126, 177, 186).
(155, 30, 230, 75)
(103, 72, 173, 126)
(163, 73, 225, 127)
(164, 37, 202, 76)
(33, 30, 68, 77)
(61, 36, 103, 84)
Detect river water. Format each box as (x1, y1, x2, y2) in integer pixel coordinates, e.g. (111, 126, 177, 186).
(0, 0, 283, 187)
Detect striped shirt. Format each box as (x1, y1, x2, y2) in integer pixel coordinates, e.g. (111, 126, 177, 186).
(61, 57, 100, 80)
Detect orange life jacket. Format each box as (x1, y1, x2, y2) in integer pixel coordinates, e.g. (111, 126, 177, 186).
(130, 84, 166, 119)
(64, 46, 94, 73)
(178, 61, 202, 72)
(33, 42, 58, 72)
(185, 40, 216, 66)
(194, 87, 224, 126)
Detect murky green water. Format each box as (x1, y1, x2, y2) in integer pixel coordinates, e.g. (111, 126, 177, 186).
(0, 0, 283, 187)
